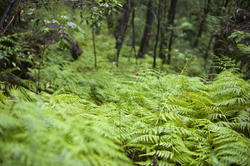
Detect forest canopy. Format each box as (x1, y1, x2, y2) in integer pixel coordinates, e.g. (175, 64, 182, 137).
(0, 0, 249, 166)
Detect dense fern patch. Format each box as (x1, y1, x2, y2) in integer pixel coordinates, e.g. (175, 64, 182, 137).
(1, 62, 249, 166)
(0, 18, 250, 166)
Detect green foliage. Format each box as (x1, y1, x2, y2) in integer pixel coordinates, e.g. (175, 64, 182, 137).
(0, 34, 25, 71)
(1, 53, 249, 166)
(0, 2, 250, 165)
(0, 33, 36, 91)
(208, 71, 250, 136)
(78, 0, 124, 28)
(228, 31, 250, 44)
(0, 89, 131, 166)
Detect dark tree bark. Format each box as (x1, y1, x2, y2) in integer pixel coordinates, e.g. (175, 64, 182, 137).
(0, 0, 17, 30)
(224, 0, 229, 8)
(193, 0, 211, 47)
(130, 6, 137, 63)
(159, 0, 167, 61)
(153, 0, 161, 68)
(159, 0, 178, 64)
(137, 0, 154, 58)
(166, 0, 178, 64)
(114, 0, 131, 66)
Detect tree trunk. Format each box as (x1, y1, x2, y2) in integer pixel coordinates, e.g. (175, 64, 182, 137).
(92, 26, 97, 68)
(224, 0, 229, 8)
(166, 29, 174, 64)
(166, 0, 178, 64)
(106, 13, 113, 34)
(153, 0, 161, 68)
(130, 7, 137, 64)
(159, 0, 167, 62)
(204, 35, 213, 71)
(0, 0, 17, 30)
(193, 0, 211, 47)
(160, 0, 178, 64)
(137, 0, 154, 58)
(115, 0, 131, 66)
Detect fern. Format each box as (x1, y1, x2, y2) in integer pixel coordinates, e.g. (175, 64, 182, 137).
(0, 93, 131, 166)
(1, 16, 250, 166)
(208, 71, 250, 136)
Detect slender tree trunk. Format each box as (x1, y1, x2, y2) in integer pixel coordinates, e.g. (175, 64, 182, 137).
(92, 26, 97, 68)
(166, 0, 178, 64)
(137, 0, 154, 58)
(204, 35, 213, 71)
(130, 7, 137, 64)
(106, 13, 113, 34)
(159, 0, 167, 63)
(115, 0, 131, 67)
(153, 0, 161, 68)
(193, 0, 211, 47)
(166, 29, 174, 64)
(160, 0, 178, 64)
(0, 0, 17, 30)
(224, 0, 229, 8)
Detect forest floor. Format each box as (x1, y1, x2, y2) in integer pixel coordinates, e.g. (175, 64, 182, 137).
(0, 10, 249, 166)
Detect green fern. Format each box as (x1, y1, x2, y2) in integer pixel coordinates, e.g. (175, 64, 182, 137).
(1, 15, 250, 166)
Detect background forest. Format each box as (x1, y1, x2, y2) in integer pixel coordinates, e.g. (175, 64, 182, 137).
(0, 0, 249, 166)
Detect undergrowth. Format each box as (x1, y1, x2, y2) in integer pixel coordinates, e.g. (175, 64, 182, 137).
(0, 15, 249, 166)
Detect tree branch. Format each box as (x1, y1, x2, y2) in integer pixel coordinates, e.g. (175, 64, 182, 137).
(0, 0, 17, 29)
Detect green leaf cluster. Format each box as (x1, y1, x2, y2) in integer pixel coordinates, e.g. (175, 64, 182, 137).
(0, 63, 249, 165)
